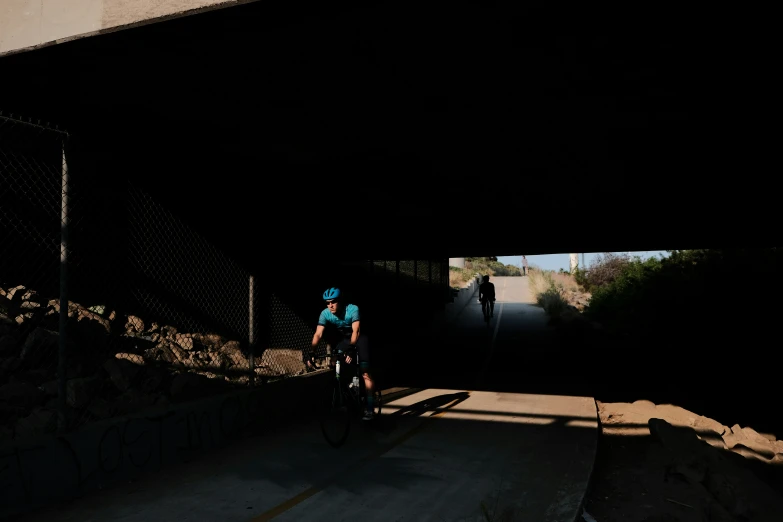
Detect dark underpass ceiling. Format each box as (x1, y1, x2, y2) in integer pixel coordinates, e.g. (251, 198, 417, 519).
(0, 2, 775, 261)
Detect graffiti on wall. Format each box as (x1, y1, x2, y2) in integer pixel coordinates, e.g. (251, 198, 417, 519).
(0, 387, 267, 516)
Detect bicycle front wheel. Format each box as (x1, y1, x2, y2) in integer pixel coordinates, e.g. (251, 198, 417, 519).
(319, 379, 351, 448)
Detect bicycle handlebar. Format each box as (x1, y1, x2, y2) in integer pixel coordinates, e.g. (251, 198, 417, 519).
(334, 346, 357, 356)
(309, 346, 358, 366)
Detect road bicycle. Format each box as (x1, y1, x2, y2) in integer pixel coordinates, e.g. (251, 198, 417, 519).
(317, 346, 382, 448)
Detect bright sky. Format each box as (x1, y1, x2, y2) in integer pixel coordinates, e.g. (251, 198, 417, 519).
(497, 251, 670, 272)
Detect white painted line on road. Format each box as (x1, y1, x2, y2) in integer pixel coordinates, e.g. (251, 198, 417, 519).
(476, 301, 502, 389)
(491, 302, 502, 345)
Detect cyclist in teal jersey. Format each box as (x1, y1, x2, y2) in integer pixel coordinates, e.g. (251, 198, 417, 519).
(310, 287, 376, 420)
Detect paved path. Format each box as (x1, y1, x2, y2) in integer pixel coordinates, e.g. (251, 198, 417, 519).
(13, 277, 598, 522)
(412, 276, 597, 397)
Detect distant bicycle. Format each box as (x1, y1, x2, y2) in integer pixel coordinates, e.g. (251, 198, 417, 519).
(317, 346, 382, 448)
(481, 298, 493, 326)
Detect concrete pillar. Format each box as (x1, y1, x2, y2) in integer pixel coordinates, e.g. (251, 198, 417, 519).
(449, 258, 465, 268)
(570, 253, 579, 272)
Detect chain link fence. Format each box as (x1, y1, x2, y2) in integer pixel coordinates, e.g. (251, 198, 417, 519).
(1, 112, 450, 443)
(0, 114, 69, 441)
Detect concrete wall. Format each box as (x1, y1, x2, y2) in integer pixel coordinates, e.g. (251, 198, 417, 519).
(448, 258, 465, 268)
(443, 276, 480, 322)
(0, 0, 253, 56)
(570, 253, 579, 272)
(0, 370, 332, 519)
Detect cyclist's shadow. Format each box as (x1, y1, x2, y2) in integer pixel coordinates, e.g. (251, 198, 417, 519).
(367, 391, 470, 435)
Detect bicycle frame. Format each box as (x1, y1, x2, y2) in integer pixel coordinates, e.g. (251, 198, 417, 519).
(319, 346, 382, 448)
(333, 349, 366, 412)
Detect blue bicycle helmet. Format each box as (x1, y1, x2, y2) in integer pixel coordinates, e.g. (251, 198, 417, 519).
(322, 287, 341, 300)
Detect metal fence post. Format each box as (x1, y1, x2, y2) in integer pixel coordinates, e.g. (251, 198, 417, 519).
(57, 141, 69, 432)
(443, 259, 449, 303)
(248, 275, 255, 387)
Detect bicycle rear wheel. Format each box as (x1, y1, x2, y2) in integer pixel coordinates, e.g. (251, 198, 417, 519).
(319, 379, 351, 448)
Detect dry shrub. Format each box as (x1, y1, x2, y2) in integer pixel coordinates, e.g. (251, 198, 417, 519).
(581, 252, 632, 291)
(528, 268, 569, 317)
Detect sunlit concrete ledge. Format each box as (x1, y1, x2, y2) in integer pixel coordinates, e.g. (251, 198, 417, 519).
(0, 0, 264, 57)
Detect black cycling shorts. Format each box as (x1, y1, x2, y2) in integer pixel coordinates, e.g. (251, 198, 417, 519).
(336, 334, 371, 370)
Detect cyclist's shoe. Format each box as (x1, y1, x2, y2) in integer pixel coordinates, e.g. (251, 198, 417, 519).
(362, 410, 374, 421)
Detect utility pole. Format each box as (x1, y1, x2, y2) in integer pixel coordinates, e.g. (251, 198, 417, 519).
(569, 253, 579, 273)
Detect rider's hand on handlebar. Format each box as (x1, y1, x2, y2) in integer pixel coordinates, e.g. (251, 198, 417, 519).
(344, 345, 357, 364)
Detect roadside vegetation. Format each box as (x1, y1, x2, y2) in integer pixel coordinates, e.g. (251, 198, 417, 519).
(448, 257, 522, 290)
(527, 266, 587, 320)
(526, 249, 783, 521)
(528, 248, 783, 345)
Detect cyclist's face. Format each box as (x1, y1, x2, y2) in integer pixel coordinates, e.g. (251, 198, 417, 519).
(325, 299, 340, 314)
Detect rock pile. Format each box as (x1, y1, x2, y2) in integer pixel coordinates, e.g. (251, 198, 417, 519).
(0, 284, 309, 442)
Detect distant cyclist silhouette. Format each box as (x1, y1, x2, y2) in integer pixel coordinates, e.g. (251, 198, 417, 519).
(478, 274, 496, 318)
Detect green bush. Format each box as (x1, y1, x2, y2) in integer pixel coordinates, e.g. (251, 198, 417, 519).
(537, 286, 569, 317)
(583, 255, 662, 334)
(583, 248, 783, 346)
(573, 266, 589, 291)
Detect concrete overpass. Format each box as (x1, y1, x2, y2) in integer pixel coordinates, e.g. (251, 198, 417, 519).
(0, 0, 272, 57)
(2, 6, 782, 519)
(1, 1, 775, 262)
